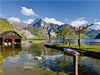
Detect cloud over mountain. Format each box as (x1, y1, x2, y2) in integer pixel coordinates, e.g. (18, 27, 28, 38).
(8, 17, 20, 22)
(70, 17, 88, 27)
(21, 7, 38, 16)
(95, 22, 100, 25)
(43, 17, 64, 25)
(23, 19, 34, 24)
(93, 22, 100, 29)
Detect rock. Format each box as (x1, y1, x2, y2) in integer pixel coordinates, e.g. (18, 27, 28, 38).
(95, 33, 100, 39)
(19, 30, 36, 39)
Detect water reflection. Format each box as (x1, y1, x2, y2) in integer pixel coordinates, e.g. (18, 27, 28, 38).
(0, 56, 4, 75)
(73, 55, 78, 75)
(78, 56, 98, 75)
(0, 42, 100, 75)
(0, 47, 22, 59)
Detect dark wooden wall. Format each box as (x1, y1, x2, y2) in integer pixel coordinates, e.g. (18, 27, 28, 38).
(2, 35, 22, 45)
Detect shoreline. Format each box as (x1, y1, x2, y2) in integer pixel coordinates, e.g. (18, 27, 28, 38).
(44, 44, 100, 59)
(22, 40, 44, 43)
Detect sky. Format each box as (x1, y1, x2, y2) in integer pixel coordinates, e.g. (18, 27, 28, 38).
(0, 0, 100, 29)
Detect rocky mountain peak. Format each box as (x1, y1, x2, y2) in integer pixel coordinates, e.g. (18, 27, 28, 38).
(31, 18, 47, 28)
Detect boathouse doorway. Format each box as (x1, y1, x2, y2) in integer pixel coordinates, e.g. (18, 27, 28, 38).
(0, 31, 22, 48)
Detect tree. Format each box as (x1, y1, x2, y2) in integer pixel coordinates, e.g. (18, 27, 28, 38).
(72, 24, 94, 50)
(56, 27, 72, 44)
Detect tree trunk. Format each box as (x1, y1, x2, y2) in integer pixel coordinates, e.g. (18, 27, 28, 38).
(79, 33, 81, 50)
(63, 36, 65, 44)
(69, 42, 70, 48)
(78, 32, 81, 50)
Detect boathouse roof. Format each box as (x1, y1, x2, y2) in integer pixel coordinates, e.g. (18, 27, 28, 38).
(0, 31, 22, 38)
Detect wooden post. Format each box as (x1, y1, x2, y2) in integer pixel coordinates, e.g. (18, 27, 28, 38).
(2, 39, 4, 45)
(73, 54, 78, 75)
(12, 39, 15, 48)
(2, 39, 4, 48)
(20, 39, 22, 48)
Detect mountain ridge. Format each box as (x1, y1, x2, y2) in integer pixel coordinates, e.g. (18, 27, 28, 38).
(25, 18, 89, 39)
(0, 17, 98, 39)
(86, 29, 100, 39)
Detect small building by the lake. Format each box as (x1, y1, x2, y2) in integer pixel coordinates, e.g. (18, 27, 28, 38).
(0, 31, 22, 47)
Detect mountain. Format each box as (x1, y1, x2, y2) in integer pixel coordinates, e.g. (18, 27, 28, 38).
(95, 33, 100, 39)
(18, 30, 36, 39)
(0, 18, 36, 39)
(25, 18, 70, 39)
(0, 18, 14, 34)
(0, 17, 89, 39)
(86, 29, 100, 39)
(25, 18, 89, 39)
(26, 18, 49, 39)
(8, 20, 37, 39)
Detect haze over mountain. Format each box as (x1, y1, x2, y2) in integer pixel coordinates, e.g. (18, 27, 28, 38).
(11, 21, 27, 29)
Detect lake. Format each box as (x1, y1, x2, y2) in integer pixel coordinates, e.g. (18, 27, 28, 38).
(44, 39, 100, 45)
(0, 41, 100, 75)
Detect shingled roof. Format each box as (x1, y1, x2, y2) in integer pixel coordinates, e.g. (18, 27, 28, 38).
(0, 31, 22, 38)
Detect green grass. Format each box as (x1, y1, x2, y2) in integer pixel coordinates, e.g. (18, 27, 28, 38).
(23, 40, 42, 42)
(55, 44, 100, 52)
(29, 30, 43, 39)
(0, 18, 14, 34)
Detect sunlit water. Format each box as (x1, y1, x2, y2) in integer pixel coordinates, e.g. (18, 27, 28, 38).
(0, 41, 100, 75)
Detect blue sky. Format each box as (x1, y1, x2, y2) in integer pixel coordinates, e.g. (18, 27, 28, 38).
(0, 0, 100, 29)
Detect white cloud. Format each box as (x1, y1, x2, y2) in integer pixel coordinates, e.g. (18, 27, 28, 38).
(95, 22, 100, 25)
(43, 17, 64, 25)
(92, 22, 100, 30)
(23, 19, 34, 24)
(21, 7, 38, 16)
(91, 25, 100, 30)
(70, 17, 88, 27)
(8, 17, 20, 22)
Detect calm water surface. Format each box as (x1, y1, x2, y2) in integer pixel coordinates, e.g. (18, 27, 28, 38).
(0, 41, 100, 75)
(44, 39, 100, 45)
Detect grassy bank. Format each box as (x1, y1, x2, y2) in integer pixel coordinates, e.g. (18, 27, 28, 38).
(55, 44, 100, 53)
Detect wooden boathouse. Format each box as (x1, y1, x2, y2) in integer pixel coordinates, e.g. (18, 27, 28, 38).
(0, 31, 22, 47)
